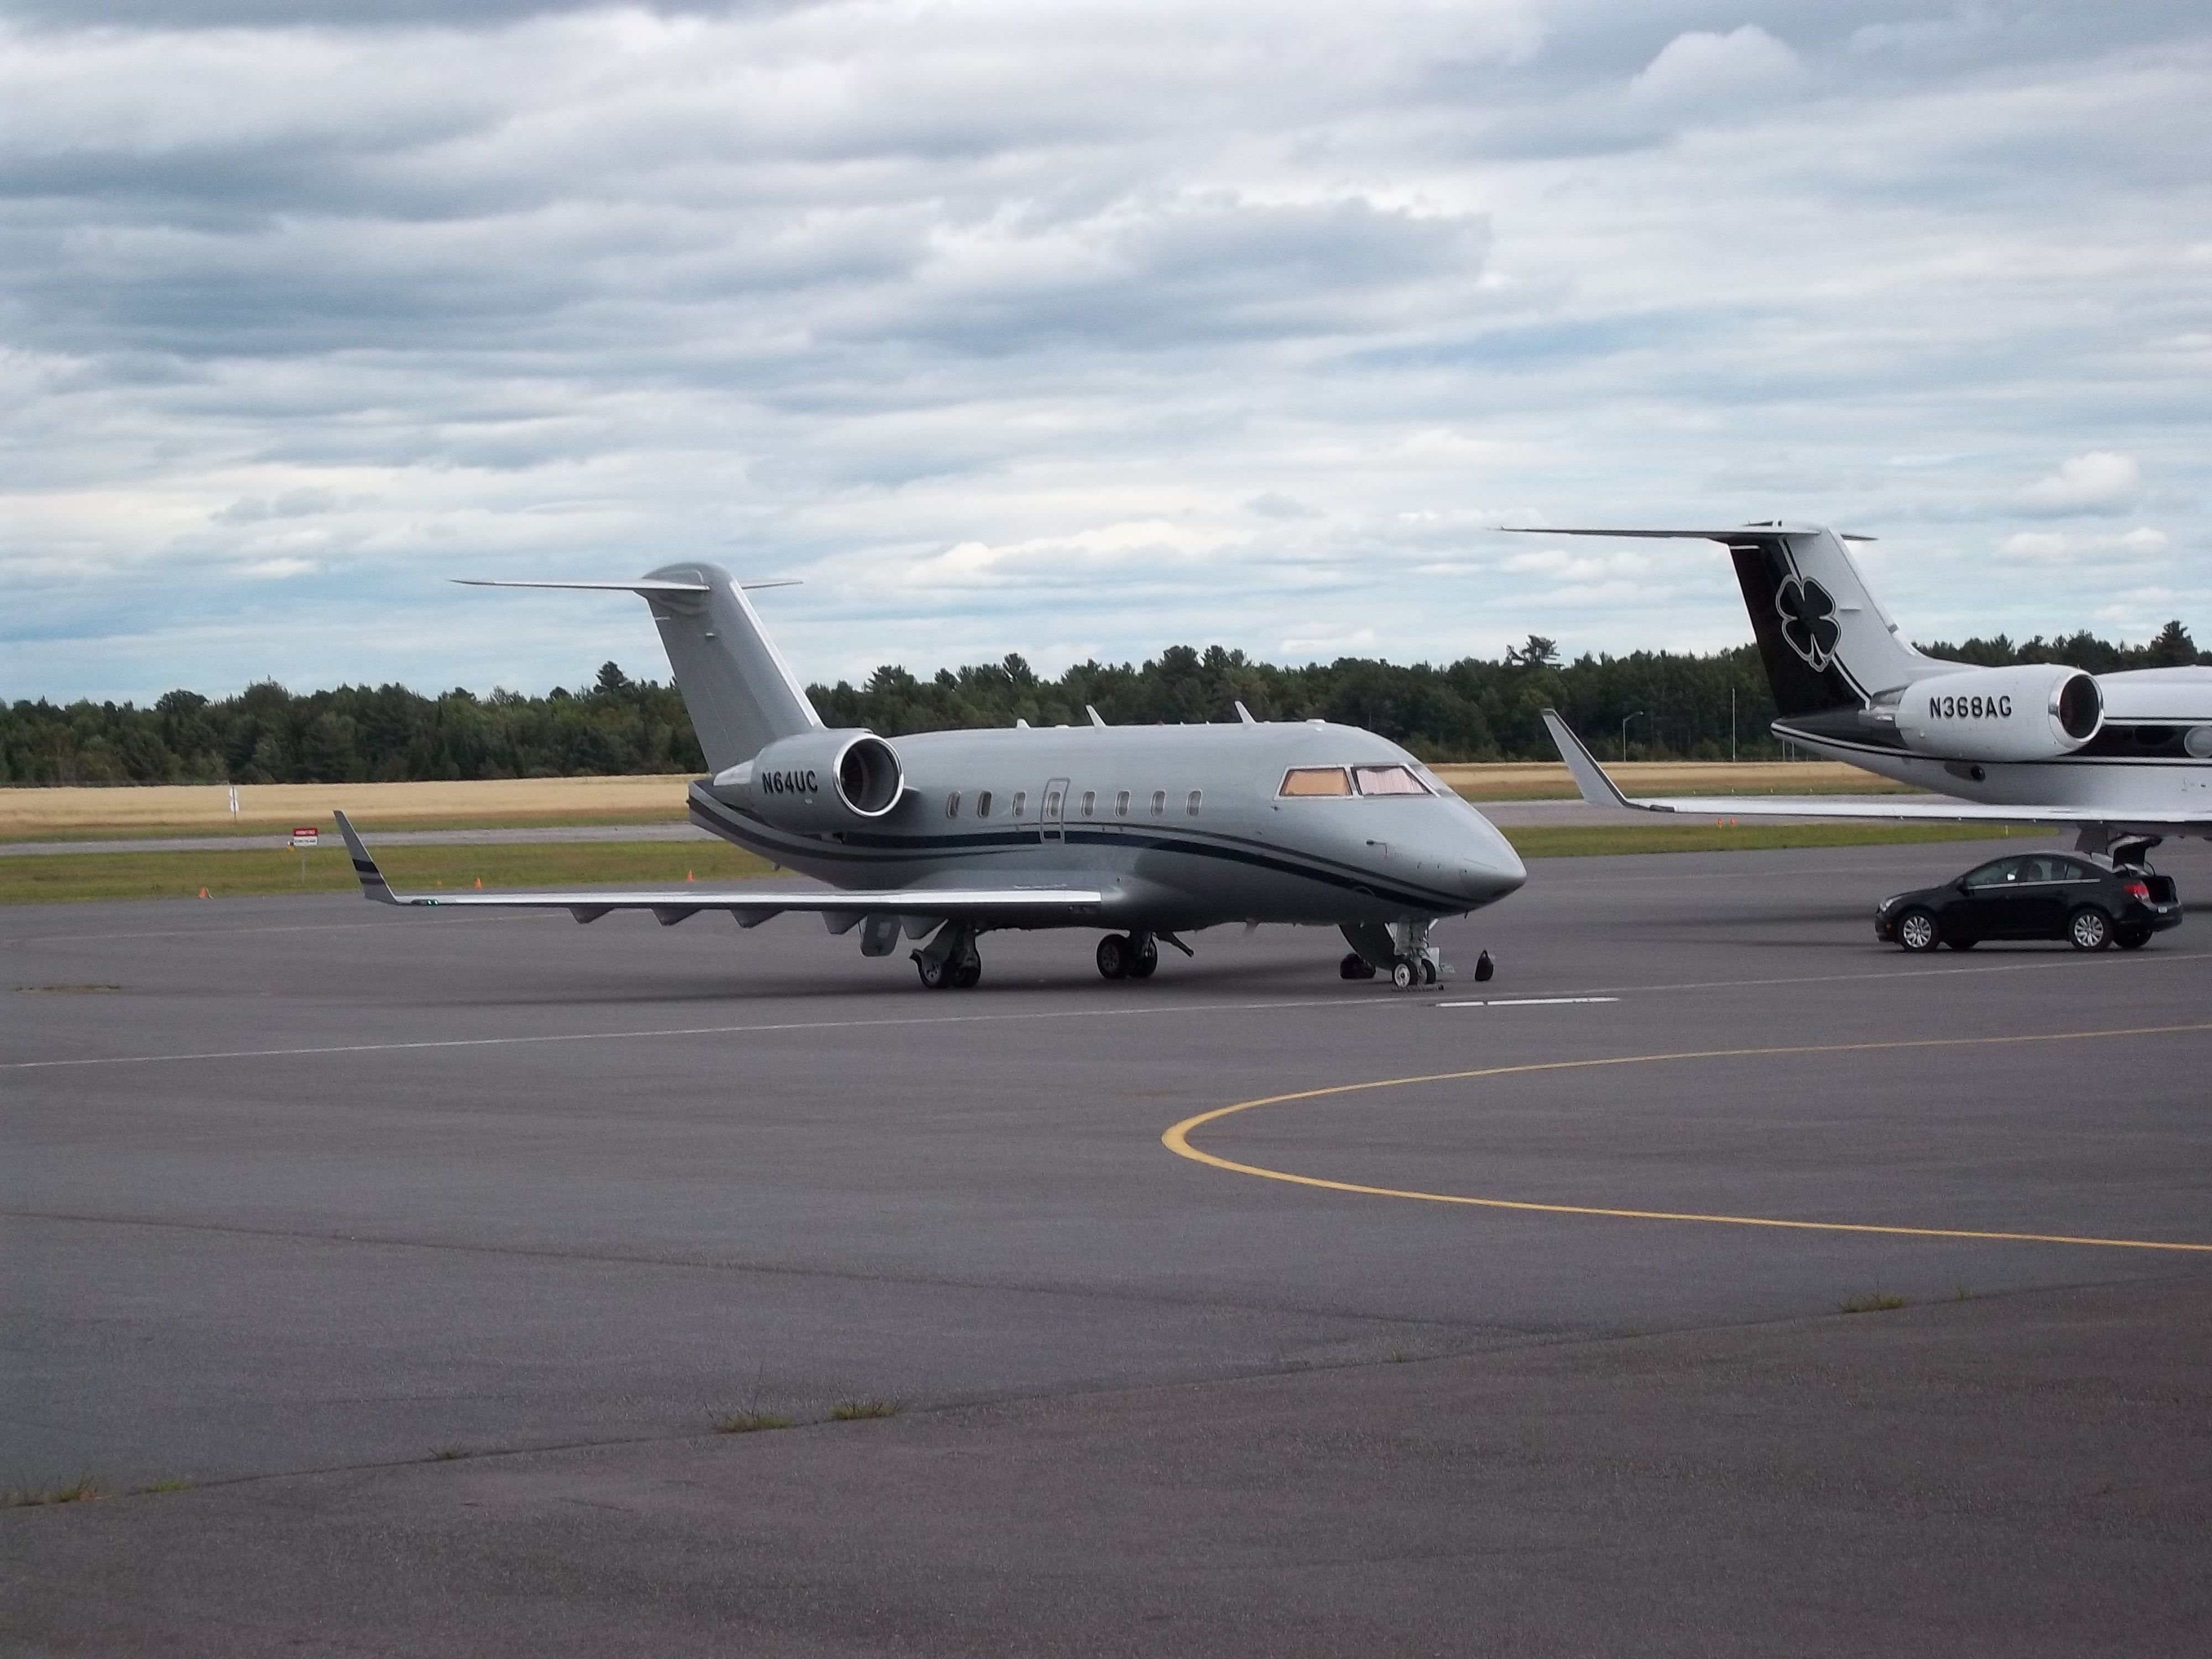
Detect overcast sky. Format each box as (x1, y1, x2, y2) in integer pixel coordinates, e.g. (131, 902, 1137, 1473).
(4, 1, 2206, 702)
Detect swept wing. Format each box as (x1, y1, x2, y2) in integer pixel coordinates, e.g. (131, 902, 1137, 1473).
(333, 812, 1108, 927)
(1538, 712, 2208, 832)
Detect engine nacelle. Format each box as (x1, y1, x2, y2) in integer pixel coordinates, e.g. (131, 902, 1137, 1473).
(1893, 664, 2102, 762)
(718, 729, 906, 831)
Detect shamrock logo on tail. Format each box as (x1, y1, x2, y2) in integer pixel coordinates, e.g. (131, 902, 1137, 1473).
(1775, 576, 1840, 669)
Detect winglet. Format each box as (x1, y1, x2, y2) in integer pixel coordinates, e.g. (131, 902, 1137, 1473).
(332, 811, 401, 904)
(1234, 701, 1258, 725)
(1539, 710, 1667, 814)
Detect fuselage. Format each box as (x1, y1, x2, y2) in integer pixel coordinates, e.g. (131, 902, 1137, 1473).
(690, 719, 1525, 932)
(1778, 666, 2212, 821)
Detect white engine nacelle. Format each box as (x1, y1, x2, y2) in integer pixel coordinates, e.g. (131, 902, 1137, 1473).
(716, 729, 906, 831)
(1893, 664, 2103, 762)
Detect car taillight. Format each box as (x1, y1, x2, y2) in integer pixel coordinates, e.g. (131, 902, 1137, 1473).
(2123, 880, 2151, 901)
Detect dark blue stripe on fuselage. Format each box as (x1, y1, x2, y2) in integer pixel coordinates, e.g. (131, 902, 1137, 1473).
(689, 792, 1465, 914)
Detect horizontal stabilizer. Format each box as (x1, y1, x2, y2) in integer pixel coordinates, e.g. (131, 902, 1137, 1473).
(1500, 525, 1873, 542)
(453, 577, 801, 593)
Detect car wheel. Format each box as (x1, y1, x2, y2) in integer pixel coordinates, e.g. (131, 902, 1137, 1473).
(2068, 906, 2112, 951)
(2114, 925, 2150, 950)
(1895, 907, 1939, 952)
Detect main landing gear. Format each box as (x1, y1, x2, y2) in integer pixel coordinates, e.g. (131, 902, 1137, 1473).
(912, 924, 983, 990)
(1095, 932, 1160, 981)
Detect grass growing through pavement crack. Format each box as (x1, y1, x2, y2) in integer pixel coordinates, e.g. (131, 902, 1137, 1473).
(714, 1411, 795, 1434)
(1839, 1292, 1910, 1314)
(3, 1477, 105, 1507)
(829, 1399, 902, 1421)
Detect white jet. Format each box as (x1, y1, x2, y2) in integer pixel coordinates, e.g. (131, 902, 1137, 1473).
(1514, 523, 2212, 855)
(336, 565, 1525, 991)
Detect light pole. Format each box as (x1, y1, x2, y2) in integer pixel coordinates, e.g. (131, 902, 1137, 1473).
(1621, 711, 1645, 763)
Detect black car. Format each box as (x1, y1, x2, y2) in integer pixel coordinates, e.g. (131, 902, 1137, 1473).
(1876, 850, 2182, 952)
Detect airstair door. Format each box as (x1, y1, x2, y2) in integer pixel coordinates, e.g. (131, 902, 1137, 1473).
(1041, 777, 1070, 842)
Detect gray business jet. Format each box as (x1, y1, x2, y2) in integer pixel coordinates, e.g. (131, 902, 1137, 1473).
(1515, 524, 2212, 855)
(336, 565, 1526, 990)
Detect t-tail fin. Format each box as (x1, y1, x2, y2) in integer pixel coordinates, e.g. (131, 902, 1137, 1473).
(1500, 523, 1944, 717)
(455, 565, 820, 771)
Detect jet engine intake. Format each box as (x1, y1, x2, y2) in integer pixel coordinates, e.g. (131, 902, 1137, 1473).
(1893, 664, 2102, 763)
(719, 730, 906, 830)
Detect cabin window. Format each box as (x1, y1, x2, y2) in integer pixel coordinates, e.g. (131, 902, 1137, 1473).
(1150, 790, 1167, 816)
(1352, 764, 1428, 797)
(1114, 790, 1131, 818)
(1079, 790, 1097, 816)
(975, 790, 993, 818)
(1279, 766, 1352, 797)
(945, 791, 961, 818)
(1013, 790, 1027, 818)
(1186, 790, 1202, 816)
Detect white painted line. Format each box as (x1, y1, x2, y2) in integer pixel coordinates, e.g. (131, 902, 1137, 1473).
(1437, 996, 1621, 1008)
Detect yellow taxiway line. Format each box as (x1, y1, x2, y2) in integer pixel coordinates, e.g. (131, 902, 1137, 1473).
(1162, 1023, 2212, 1254)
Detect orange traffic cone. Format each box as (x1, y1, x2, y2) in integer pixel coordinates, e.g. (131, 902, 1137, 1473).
(474, 877, 483, 888)
(686, 869, 696, 883)
(198, 886, 209, 899)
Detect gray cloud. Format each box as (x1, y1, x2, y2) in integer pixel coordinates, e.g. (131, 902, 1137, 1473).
(2, 1, 2208, 701)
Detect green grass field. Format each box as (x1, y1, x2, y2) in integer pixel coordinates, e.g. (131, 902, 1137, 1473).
(0, 820, 2042, 905)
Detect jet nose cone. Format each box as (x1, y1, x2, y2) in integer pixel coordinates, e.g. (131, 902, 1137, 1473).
(1458, 818, 1526, 903)
(1462, 852, 1526, 903)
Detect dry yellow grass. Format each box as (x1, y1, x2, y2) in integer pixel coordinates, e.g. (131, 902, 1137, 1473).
(3, 758, 1913, 838)
(1, 775, 693, 838)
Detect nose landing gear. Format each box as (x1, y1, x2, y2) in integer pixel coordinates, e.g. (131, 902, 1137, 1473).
(1340, 921, 1494, 991)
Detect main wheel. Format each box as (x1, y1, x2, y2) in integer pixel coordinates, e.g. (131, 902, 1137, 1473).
(1418, 956, 1437, 985)
(1095, 935, 1129, 980)
(1895, 907, 1939, 952)
(2068, 906, 2112, 952)
(1338, 951, 1370, 980)
(2115, 926, 2151, 951)
(1390, 958, 1418, 992)
(1129, 937, 1160, 979)
(953, 956, 983, 988)
(915, 954, 951, 989)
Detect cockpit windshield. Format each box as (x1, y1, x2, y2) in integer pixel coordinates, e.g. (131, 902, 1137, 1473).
(1279, 764, 1431, 799)
(1280, 766, 1351, 796)
(1351, 764, 1427, 796)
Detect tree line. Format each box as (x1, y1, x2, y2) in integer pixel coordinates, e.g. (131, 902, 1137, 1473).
(5, 623, 2201, 786)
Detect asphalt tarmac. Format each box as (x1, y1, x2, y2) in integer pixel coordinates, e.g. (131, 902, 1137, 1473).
(5, 836, 2210, 1653)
